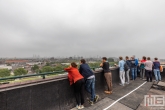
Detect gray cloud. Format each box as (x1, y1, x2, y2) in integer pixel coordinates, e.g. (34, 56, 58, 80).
(0, 0, 165, 58)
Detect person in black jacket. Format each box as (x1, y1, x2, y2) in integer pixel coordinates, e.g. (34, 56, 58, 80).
(100, 57, 112, 94)
(79, 59, 99, 105)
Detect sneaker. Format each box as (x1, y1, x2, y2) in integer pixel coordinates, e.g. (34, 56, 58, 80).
(104, 91, 112, 94)
(119, 83, 123, 86)
(119, 83, 124, 86)
(94, 95, 99, 102)
(76, 105, 81, 109)
(125, 82, 129, 84)
(80, 105, 84, 109)
(89, 101, 94, 105)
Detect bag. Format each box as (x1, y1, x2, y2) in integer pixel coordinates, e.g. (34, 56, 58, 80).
(160, 65, 163, 72)
(135, 59, 139, 66)
(124, 63, 129, 71)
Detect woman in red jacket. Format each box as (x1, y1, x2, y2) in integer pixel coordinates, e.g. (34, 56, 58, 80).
(64, 62, 85, 109)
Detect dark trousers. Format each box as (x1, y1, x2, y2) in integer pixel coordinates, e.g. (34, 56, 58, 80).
(74, 78, 85, 105)
(145, 70, 152, 82)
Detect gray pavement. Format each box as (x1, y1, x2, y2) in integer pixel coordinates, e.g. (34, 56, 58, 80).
(71, 78, 165, 110)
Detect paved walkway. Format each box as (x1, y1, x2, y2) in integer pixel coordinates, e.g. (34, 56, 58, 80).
(71, 78, 165, 110)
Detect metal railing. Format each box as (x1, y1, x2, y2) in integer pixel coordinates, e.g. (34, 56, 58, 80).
(0, 67, 98, 81)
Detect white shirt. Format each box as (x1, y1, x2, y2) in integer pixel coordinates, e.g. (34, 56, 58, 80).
(144, 60, 153, 70)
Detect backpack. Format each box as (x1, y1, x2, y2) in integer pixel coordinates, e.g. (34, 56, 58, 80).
(135, 59, 139, 66)
(160, 65, 163, 72)
(124, 63, 129, 71)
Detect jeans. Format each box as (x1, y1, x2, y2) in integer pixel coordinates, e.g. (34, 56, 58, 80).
(85, 77, 96, 101)
(120, 71, 125, 84)
(74, 78, 85, 105)
(145, 70, 152, 82)
(140, 68, 145, 79)
(131, 67, 137, 80)
(154, 69, 161, 81)
(125, 69, 130, 83)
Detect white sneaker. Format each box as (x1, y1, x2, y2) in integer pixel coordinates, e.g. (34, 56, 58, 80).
(80, 105, 84, 109)
(119, 83, 124, 86)
(119, 83, 123, 86)
(76, 105, 81, 109)
(125, 82, 128, 84)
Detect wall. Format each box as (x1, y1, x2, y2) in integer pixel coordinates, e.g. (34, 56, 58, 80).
(0, 68, 165, 110)
(0, 68, 122, 110)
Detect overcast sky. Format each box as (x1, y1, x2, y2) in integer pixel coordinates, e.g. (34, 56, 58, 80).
(0, 0, 165, 58)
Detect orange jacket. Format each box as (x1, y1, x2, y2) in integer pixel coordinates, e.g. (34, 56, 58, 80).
(64, 67, 84, 85)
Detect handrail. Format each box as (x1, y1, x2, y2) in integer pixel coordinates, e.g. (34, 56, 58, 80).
(0, 67, 100, 81)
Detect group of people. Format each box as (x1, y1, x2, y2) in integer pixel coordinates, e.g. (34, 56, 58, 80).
(117, 56, 162, 86)
(64, 56, 162, 109)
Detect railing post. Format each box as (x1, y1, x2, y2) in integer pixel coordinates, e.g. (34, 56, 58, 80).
(42, 75, 45, 79)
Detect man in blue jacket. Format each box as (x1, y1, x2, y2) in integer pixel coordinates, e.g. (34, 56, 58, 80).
(79, 59, 99, 105)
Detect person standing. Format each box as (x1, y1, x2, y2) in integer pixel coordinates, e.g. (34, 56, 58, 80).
(125, 56, 131, 84)
(144, 57, 153, 82)
(153, 57, 161, 82)
(140, 56, 146, 80)
(79, 59, 99, 105)
(64, 62, 85, 109)
(130, 57, 137, 80)
(118, 57, 125, 86)
(100, 57, 112, 94)
(133, 55, 139, 78)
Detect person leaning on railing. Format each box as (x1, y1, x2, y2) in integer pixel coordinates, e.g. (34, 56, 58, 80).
(64, 62, 85, 110)
(79, 59, 99, 106)
(100, 57, 112, 94)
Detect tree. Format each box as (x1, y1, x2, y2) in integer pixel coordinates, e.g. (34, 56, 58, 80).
(108, 58, 114, 62)
(31, 65, 39, 73)
(14, 68, 28, 76)
(88, 63, 100, 68)
(45, 62, 50, 66)
(41, 66, 53, 73)
(0, 69, 10, 77)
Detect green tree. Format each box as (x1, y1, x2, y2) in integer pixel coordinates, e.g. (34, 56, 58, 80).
(88, 63, 100, 68)
(0, 69, 10, 77)
(108, 58, 114, 62)
(45, 62, 50, 66)
(41, 66, 53, 73)
(14, 68, 28, 76)
(31, 65, 39, 73)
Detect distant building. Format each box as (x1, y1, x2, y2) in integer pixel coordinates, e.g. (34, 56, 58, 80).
(61, 63, 70, 65)
(26, 62, 41, 66)
(5, 60, 28, 64)
(160, 59, 165, 64)
(0, 65, 12, 70)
